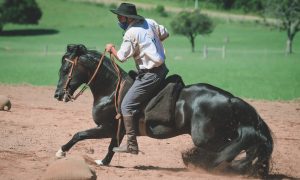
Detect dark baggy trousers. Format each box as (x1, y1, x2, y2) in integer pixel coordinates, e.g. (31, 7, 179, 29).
(121, 63, 169, 117)
(114, 64, 169, 154)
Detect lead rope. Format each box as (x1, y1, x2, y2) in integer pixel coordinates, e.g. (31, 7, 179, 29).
(109, 52, 124, 166)
(109, 53, 123, 148)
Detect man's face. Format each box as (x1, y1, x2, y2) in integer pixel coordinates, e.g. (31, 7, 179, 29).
(117, 15, 126, 23)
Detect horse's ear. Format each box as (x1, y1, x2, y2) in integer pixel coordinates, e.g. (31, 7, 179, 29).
(65, 44, 87, 59)
(66, 44, 77, 53)
(77, 44, 87, 56)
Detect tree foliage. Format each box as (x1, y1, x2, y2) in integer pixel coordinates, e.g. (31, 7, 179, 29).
(234, 0, 264, 13)
(264, 0, 300, 54)
(155, 5, 168, 17)
(170, 10, 214, 52)
(0, 0, 42, 31)
(206, 0, 264, 13)
(207, 0, 235, 10)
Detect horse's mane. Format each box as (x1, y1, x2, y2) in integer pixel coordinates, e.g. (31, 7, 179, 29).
(63, 44, 132, 85)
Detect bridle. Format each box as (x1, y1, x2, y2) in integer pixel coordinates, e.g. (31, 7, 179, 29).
(63, 50, 107, 101)
(63, 57, 78, 101)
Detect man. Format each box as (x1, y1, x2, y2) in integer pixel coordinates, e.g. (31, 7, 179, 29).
(105, 3, 169, 154)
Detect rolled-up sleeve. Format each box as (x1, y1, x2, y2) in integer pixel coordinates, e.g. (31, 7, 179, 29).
(117, 34, 136, 62)
(157, 24, 169, 40)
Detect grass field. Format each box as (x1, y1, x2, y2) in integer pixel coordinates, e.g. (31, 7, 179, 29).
(0, 0, 299, 100)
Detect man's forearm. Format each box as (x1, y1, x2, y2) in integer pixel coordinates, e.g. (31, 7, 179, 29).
(109, 46, 121, 61)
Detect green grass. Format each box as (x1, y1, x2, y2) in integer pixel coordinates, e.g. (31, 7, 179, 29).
(0, 0, 299, 100)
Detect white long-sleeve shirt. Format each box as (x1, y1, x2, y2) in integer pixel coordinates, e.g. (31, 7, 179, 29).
(117, 18, 169, 70)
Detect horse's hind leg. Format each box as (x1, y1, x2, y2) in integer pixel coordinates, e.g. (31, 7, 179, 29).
(190, 114, 215, 147)
(186, 114, 229, 169)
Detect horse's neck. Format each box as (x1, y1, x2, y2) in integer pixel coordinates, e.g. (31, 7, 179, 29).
(88, 58, 132, 105)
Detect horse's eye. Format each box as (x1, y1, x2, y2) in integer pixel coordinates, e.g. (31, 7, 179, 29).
(60, 64, 70, 74)
(62, 67, 68, 73)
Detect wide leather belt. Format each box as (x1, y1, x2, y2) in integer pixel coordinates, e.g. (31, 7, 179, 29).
(138, 64, 165, 74)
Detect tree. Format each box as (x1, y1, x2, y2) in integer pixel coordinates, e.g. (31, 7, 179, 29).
(155, 5, 168, 17)
(264, 0, 300, 54)
(0, 0, 42, 32)
(170, 10, 214, 52)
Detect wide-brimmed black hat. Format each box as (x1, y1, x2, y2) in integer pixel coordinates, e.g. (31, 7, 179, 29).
(110, 3, 144, 20)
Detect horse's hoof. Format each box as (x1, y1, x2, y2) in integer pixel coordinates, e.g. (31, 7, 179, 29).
(95, 159, 104, 166)
(55, 148, 66, 158)
(95, 159, 110, 166)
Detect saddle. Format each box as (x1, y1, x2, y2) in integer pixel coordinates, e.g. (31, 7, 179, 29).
(144, 74, 185, 125)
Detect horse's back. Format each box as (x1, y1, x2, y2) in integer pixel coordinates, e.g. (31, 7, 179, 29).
(177, 83, 235, 119)
(182, 83, 234, 99)
(175, 83, 236, 142)
(178, 83, 259, 125)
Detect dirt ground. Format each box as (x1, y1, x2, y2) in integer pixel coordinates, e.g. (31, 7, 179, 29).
(0, 84, 299, 180)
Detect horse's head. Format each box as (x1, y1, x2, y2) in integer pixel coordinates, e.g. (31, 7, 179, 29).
(54, 44, 90, 102)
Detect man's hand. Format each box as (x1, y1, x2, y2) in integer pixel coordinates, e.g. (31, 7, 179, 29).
(105, 43, 121, 61)
(105, 43, 115, 53)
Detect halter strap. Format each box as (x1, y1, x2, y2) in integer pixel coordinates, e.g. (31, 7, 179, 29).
(63, 57, 78, 94)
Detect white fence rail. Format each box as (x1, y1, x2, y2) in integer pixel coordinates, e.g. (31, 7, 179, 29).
(203, 45, 226, 59)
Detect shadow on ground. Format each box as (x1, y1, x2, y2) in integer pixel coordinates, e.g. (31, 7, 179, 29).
(267, 173, 299, 180)
(134, 165, 187, 172)
(0, 29, 59, 36)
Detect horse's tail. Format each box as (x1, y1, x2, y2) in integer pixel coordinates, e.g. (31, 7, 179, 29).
(253, 115, 274, 177)
(213, 98, 274, 177)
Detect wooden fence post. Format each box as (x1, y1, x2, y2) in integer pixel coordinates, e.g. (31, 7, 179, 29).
(203, 45, 207, 59)
(44, 45, 48, 56)
(222, 46, 226, 59)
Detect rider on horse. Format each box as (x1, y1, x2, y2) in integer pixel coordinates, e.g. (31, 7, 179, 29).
(105, 3, 169, 154)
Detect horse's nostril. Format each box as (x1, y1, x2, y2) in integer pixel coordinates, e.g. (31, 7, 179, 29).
(54, 92, 62, 100)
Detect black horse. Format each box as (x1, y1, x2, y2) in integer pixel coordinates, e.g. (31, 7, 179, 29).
(54, 44, 273, 177)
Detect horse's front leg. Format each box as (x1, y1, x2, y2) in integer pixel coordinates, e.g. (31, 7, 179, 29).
(55, 125, 111, 158)
(95, 134, 125, 166)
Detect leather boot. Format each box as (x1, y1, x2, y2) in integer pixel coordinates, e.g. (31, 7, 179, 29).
(113, 116, 139, 154)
